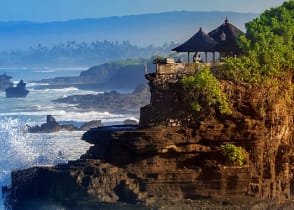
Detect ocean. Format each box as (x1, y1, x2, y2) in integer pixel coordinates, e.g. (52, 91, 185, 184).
(0, 67, 137, 210)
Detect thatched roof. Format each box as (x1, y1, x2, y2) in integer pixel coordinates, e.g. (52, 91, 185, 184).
(172, 27, 217, 52)
(208, 18, 244, 52)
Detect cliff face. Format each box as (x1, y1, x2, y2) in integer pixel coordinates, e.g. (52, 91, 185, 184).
(139, 71, 294, 202)
(6, 70, 294, 209)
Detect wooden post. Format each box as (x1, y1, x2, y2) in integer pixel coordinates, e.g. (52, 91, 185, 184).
(205, 51, 208, 63)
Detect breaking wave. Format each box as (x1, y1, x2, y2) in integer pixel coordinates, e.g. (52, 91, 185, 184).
(0, 117, 39, 182)
(0, 110, 127, 123)
(0, 117, 91, 183)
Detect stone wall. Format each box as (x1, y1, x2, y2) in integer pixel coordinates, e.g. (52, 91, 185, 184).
(140, 72, 194, 128)
(156, 63, 186, 74)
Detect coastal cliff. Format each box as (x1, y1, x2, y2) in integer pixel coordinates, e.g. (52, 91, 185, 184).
(6, 68, 294, 209)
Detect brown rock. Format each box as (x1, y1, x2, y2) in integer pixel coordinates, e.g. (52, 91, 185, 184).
(6, 70, 294, 209)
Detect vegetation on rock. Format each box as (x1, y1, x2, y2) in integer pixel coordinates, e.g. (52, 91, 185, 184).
(221, 143, 245, 166)
(183, 1, 294, 117)
(182, 65, 232, 115)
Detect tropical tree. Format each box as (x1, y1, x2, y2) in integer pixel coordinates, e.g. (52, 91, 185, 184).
(223, 0, 294, 83)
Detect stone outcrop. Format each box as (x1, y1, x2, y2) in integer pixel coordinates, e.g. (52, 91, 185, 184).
(53, 84, 150, 114)
(28, 115, 103, 133)
(5, 80, 29, 98)
(140, 72, 194, 128)
(6, 70, 294, 209)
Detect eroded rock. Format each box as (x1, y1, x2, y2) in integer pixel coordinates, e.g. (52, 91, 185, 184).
(28, 115, 103, 133)
(6, 72, 294, 209)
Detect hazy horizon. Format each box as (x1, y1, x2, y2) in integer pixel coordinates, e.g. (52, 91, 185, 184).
(0, 0, 285, 22)
(0, 10, 259, 24)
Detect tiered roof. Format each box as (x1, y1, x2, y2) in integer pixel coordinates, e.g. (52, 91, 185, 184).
(172, 27, 217, 52)
(208, 17, 244, 52)
(172, 18, 244, 54)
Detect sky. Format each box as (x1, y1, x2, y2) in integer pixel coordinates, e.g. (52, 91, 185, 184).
(0, 0, 286, 22)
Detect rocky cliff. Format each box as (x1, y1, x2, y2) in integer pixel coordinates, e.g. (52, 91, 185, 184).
(5, 69, 294, 209)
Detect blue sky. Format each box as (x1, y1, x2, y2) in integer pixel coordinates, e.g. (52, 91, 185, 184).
(0, 0, 286, 22)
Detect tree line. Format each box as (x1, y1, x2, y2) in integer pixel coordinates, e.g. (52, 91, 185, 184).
(0, 40, 177, 67)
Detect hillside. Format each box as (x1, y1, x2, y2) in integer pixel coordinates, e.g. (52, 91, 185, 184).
(37, 59, 154, 90)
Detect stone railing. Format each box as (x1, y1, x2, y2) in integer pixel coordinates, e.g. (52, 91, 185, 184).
(154, 58, 216, 75)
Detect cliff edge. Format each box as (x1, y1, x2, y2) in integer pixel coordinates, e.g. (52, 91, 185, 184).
(5, 68, 294, 209)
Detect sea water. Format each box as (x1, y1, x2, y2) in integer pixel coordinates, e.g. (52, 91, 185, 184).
(0, 67, 137, 210)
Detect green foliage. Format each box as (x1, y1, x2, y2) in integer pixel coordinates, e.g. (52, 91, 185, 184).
(182, 66, 232, 115)
(221, 144, 245, 166)
(222, 0, 294, 83)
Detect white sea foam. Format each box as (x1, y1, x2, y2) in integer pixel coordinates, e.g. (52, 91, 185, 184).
(0, 110, 132, 124)
(30, 87, 99, 95)
(0, 117, 91, 183)
(0, 117, 39, 181)
(26, 82, 50, 87)
(36, 87, 79, 92)
(33, 70, 57, 73)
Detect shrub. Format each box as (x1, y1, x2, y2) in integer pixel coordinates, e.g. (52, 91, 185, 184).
(182, 66, 232, 115)
(221, 143, 245, 166)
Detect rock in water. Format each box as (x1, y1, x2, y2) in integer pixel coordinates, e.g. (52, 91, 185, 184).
(28, 115, 103, 133)
(5, 80, 29, 98)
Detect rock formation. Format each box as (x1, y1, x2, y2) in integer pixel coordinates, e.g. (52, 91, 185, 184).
(53, 84, 150, 114)
(28, 115, 103, 133)
(5, 69, 294, 209)
(5, 80, 29, 98)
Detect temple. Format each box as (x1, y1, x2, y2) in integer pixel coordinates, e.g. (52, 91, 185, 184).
(141, 18, 245, 127)
(171, 17, 244, 63)
(172, 27, 217, 63)
(208, 17, 244, 58)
